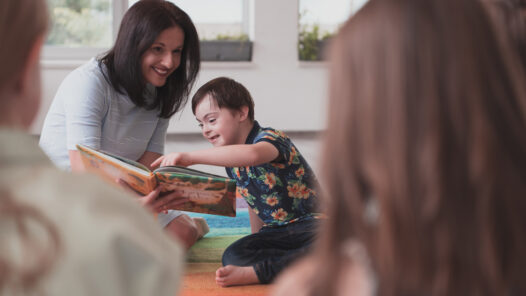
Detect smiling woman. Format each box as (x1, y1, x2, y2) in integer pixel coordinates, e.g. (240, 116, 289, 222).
(141, 26, 185, 87)
(38, 0, 208, 250)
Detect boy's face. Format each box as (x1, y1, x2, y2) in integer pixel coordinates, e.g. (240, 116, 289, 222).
(195, 94, 245, 147)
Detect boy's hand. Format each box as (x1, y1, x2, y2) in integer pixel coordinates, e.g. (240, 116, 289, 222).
(151, 152, 192, 168)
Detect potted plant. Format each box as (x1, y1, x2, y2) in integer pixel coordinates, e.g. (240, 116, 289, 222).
(200, 33, 253, 62)
(298, 24, 334, 61)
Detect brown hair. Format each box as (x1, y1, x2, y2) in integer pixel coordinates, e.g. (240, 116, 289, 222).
(0, 0, 48, 90)
(0, 0, 61, 292)
(482, 0, 526, 72)
(101, 0, 200, 118)
(191, 77, 255, 121)
(313, 0, 526, 295)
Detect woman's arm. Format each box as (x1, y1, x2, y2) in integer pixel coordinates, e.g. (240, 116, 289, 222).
(69, 150, 85, 172)
(152, 142, 279, 168)
(58, 61, 107, 171)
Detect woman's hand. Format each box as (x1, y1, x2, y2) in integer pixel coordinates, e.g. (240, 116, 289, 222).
(116, 179, 188, 213)
(148, 189, 189, 213)
(151, 152, 192, 168)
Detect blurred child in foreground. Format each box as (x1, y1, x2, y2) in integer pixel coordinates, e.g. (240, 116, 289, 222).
(271, 0, 526, 295)
(0, 0, 184, 294)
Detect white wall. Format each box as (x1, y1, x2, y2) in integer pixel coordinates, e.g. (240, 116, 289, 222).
(34, 0, 328, 173)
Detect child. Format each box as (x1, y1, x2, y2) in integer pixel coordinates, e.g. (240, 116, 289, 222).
(0, 0, 184, 294)
(271, 0, 526, 295)
(152, 77, 323, 286)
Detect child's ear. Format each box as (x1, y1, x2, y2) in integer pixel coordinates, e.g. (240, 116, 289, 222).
(238, 106, 249, 122)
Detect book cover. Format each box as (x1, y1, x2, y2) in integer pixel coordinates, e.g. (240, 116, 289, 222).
(76, 144, 237, 217)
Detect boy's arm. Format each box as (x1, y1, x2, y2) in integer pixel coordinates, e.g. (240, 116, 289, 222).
(152, 142, 279, 168)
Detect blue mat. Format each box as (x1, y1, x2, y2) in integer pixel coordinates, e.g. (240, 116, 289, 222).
(187, 208, 251, 237)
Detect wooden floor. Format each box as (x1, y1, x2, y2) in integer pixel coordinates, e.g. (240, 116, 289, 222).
(179, 262, 271, 296)
(180, 209, 269, 295)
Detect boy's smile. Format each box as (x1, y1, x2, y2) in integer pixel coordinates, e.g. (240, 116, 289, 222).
(195, 95, 246, 147)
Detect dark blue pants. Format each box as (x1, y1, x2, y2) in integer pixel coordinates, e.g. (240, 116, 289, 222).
(221, 218, 319, 284)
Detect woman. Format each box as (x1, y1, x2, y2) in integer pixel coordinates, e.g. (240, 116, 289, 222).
(0, 0, 184, 294)
(272, 0, 526, 295)
(39, 0, 207, 248)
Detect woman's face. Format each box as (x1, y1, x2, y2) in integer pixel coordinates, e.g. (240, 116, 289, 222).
(141, 25, 185, 87)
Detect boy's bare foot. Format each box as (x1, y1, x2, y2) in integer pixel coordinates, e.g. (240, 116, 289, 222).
(215, 265, 260, 287)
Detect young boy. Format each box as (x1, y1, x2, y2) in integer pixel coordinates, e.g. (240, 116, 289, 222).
(152, 77, 322, 287)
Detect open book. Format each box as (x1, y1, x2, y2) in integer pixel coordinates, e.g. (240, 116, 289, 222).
(76, 144, 236, 217)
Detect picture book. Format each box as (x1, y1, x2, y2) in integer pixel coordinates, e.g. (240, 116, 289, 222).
(76, 144, 236, 217)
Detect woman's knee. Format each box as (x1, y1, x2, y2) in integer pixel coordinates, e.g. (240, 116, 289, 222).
(164, 214, 199, 249)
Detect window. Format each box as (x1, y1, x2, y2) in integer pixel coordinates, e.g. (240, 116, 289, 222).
(46, 0, 113, 47)
(298, 0, 367, 61)
(43, 0, 251, 61)
(129, 0, 252, 61)
(129, 0, 249, 41)
(44, 0, 127, 60)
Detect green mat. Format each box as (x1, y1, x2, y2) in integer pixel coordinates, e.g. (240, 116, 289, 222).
(186, 208, 251, 263)
(187, 209, 251, 237)
(186, 235, 245, 263)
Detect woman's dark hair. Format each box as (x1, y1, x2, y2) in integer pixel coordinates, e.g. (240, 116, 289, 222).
(311, 0, 526, 295)
(191, 77, 255, 121)
(100, 0, 200, 118)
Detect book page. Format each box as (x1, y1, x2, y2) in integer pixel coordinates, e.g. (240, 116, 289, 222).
(76, 144, 156, 195)
(154, 171, 236, 217)
(154, 165, 226, 178)
(88, 148, 151, 173)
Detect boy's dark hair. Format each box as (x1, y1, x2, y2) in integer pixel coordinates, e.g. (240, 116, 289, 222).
(191, 77, 255, 121)
(100, 0, 200, 119)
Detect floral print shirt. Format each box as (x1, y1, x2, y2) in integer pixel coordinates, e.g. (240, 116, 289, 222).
(226, 121, 321, 226)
